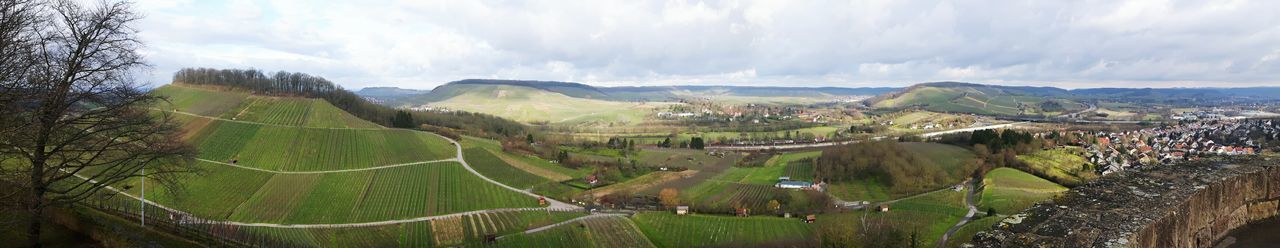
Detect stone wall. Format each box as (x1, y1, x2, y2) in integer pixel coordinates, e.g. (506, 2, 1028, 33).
(973, 157, 1279, 248)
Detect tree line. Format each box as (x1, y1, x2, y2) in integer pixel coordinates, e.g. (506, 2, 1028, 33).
(171, 68, 528, 139)
(814, 141, 955, 194)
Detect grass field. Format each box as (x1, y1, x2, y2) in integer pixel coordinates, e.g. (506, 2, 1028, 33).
(979, 167, 1067, 215)
(826, 143, 975, 202)
(872, 189, 970, 247)
(463, 147, 553, 189)
(117, 161, 539, 224)
(1018, 147, 1097, 186)
(631, 212, 813, 248)
(428, 84, 677, 126)
(462, 136, 590, 180)
(493, 216, 655, 248)
(181, 117, 454, 171)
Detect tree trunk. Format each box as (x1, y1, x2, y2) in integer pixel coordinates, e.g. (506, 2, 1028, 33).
(26, 191, 43, 248)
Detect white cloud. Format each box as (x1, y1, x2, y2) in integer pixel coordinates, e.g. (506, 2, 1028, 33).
(131, 0, 1280, 89)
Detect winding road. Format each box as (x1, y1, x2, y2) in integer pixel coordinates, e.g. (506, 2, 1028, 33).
(937, 179, 981, 247)
(81, 111, 581, 228)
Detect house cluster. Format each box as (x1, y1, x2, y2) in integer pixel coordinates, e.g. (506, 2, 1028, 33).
(1078, 119, 1277, 175)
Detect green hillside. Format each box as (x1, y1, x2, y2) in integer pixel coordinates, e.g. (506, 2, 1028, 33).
(422, 84, 675, 125)
(825, 142, 977, 202)
(153, 84, 382, 129)
(979, 167, 1068, 214)
(111, 85, 542, 224)
(871, 82, 1085, 116)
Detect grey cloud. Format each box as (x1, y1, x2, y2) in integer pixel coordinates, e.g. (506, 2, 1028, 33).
(134, 0, 1280, 89)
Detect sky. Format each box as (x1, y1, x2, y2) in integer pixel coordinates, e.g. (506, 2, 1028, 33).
(131, 0, 1280, 90)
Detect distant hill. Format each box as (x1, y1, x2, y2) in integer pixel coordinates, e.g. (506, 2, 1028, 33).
(355, 87, 429, 98)
(869, 82, 1083, 116)
(869, 82, 1280, 116)
(376, 79, 899, 107)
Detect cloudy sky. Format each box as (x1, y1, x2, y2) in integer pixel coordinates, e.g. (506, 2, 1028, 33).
(132, 0, 1280, 90)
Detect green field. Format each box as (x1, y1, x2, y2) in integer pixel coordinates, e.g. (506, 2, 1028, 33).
(493, 216, 655, 248)
(826, 143, 975, 202)
(428, 84, 677, 126)
(631, 212, 813, 248)
(979, 168, 1067, 214)
(462, 136, 591, 180)
(943, 215, 1003, 247)
(1017, 147, 1098, 186)
(875, 189, 970, 247)
(463, 147, 553, 189)
(117, 161, 539, 224)
(181, 117, 454, 171)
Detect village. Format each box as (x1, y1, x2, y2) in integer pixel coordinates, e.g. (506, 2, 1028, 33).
(1070, 119, 1279, 175)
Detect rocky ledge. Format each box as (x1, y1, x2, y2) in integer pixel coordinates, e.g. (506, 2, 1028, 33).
(973, 156, 1280, 248)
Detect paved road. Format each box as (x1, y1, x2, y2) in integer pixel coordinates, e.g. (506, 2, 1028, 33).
(708, 122, 1027, 151)
(937, 179, 981, 247)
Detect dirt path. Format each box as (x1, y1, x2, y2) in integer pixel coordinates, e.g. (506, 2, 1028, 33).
(937, 179, 980, 247)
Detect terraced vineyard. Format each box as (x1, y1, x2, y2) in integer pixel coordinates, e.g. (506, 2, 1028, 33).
(494, 216, 655, 248)
(154, 84, 381, 128)
(119, 161, 540, 224)
(631, 212, 812, 248)
(183, 118, 454, 171)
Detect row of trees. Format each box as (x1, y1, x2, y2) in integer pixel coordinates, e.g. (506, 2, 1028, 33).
(171, 68, 528, 139)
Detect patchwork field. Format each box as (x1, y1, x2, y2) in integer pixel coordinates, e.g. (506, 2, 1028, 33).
(978, 167, 1067, 214)
(117, 161, 539, 224)
(631, 212, 813, 248)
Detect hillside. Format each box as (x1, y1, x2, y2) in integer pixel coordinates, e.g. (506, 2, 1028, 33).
(422, 84, 675, 125)
(869, 82, 1085, 116)
(125, 85, 541, 224)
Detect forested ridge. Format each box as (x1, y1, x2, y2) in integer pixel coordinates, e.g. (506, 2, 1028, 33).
(171, 68, 528, 138)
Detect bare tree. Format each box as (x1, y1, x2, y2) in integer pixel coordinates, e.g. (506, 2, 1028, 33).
(0, 1, 196, 246)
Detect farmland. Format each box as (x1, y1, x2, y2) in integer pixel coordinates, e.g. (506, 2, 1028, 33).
(1017, 147, 1098, 186)
(979, 167, 1067, 214)
(119, 161, 540, 224)
(493, 216, 655, 248)
(631, 212, 813, 248)
(182, 118, 454, 171)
